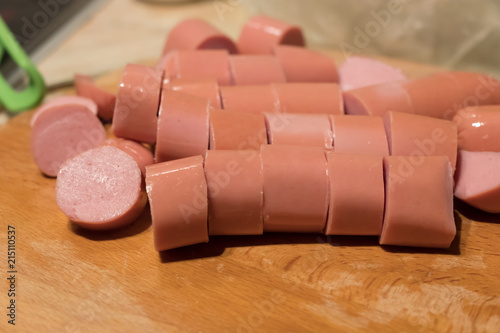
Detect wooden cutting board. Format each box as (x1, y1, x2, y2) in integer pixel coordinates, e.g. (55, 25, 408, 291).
(1, 52, 499, 333)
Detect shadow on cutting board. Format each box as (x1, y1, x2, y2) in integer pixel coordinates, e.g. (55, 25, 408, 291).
(161, 233, 383, 263)
(454, 199, 500, 225)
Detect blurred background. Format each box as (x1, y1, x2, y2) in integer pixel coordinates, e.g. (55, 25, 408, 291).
(0, 0, 499, 121)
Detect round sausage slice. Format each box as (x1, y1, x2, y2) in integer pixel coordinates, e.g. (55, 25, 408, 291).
(30, 96, 98, 127)
(112, 63, 163, 144)
(209, 108, 267, 150)
(325, 153, 384, 235)
(453, 105, 500, 152)
(168, 50, 232, 86)
(273, 83, 343, 115)
(155, 91, 210, 162)
(101, 138, 153, 177)
(220, 85, 280, 114)
(74, 74, 116, 120)
(238, 15, 305, 54)
(261, 145, 329, 233)
(330, 115, 389, 156)
(31, 104, 106, 177)
(229, 55, 286, 85)
(205, 150, 263, 235)
(380, 156, 455, 248)
(454, 150, 500, 213)
(164, 78, 221, 108)
(161, 19, 237, 55)
(273, 45, 339, 83)
(56, 146, 147, 230)
(383, 111, 458, 172)
(146, 156, 208, 251)
(265, 113, 333, 149)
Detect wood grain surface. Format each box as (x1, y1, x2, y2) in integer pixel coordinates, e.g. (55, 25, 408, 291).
(1, 53, 500, 333)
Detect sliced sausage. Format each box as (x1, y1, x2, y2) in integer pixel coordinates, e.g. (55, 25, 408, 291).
(31, 96, 97, 127)
(205, 150, 263, 235)
(380, 155, 455, 248)
(453, 105, 500, 152)
(339, 56, 406, 91)
(100, 138, 153, 177)
(273, 83, 343, 114)
(112, 64, 163, 144)
(454, 150, 500, 213)
(165, 50, 232, 85)
(56, 146, 147, 230)
(161, 18, 237, 55)
(330, 115, 389, 156)
(343, 81, 413, 116)
(31, 104, 106, 177)
(164, 78, 221, 108)
(74, 74, 116, 119)
(220, 85, 280, 114)
(344, 71, 500, 119)
(325, 153, 384, 235)
(156, 91, 210, 162)
(229, 55, 286, 85)
(383, 111, 458, 172)
(261, 145, 328, 233)
(265, 113, 332, 149)
(146, 156, 208, 251)
(209, 108, 267, 150)
(273, 45, 339, 83)
(238, 15, 305, 54)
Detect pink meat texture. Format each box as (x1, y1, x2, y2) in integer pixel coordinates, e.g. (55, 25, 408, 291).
(454, 150, 500, 213)
(56, 146, 147, 230)
(31, 104, 106, 177)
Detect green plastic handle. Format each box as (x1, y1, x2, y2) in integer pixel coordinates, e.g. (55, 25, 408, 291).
(0, 15, 45, 112)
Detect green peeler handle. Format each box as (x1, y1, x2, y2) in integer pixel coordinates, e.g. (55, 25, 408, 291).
(0, 15, 45, 112)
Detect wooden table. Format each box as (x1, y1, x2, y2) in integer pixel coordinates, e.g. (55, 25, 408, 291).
(1, 53, 500, 332)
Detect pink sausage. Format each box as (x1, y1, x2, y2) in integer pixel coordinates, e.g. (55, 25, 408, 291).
(30, 96, 97, 127)
(146, 156, 208, 251)
(454, 150, 500, 213)
(238, 15, 305, 54)
(265, 113, 333, 149)
(273, 45, 339, 83)
(383, 111, 458, 172)
(166, 50, 232, 85)
(229, 55, 286, 85)
(209, 108, 267, 150)
(273, 83, 343, 114)
(325, 153, 384, 235)
(261, 145, 328, 233)
(220, 85, 280, 114)
(343, 81, 413, 116)
(205, 150, 263, 235)
(56, 146, 147, 230)
(339, 56, 406, 91)
(344, 72, 500, 119)
(380, 155, 455, 248)
(156, 91, 210, 162)
(100, 138, 153, 177)
(112, 64, 163, 144)
(330, 115, 389, 156)
(453, 105, 500, 152)
(161, 18, 237, 55)
(164, 78, 222, 108)
(31, 105, 106, 177)
(74, 74, 116, 119)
